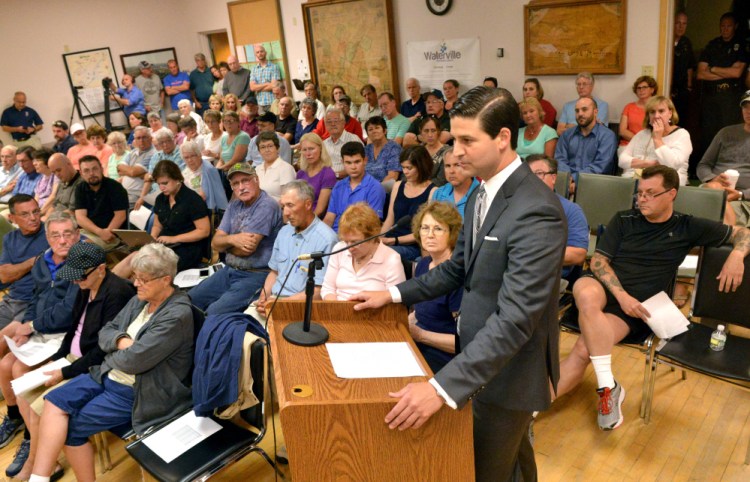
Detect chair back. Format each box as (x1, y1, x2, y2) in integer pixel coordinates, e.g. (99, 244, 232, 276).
(692, 245, 750, 329)
(554, 171, 570, 198)
(575, 173, 636, 231)
(239, 339, 267, 431)
(0, 216, 17, 257)
(673, 186, 726, 222)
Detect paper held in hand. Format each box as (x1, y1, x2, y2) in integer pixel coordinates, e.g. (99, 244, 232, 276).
(4, 335, 64, 367)
(11, 358, 71, 396)
(641, 291, 690, 339)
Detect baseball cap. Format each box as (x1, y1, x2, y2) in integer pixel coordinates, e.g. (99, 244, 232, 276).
(52, 120, 69, 130)
(139, 60, 152, 69)
(740, 90, 750, 106)
(423, 89, 445, 102)
(70, 123, 85, 134)
(56, 242, 106, 281)
(258, 111, 277, 123)
(227, 162, 257, 180)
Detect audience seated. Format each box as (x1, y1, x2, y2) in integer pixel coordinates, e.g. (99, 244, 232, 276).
(216, 111, 250, 172)
(65, 124, 96, 170)
(378, 92, 411, 145)
(86, 125, 113, 175)
(255, 132, 296, 202)
(401, 78, 426, 122)
(269, 82, 297, 118)
(189, 162, 283, 315)
(177, 117, 204, 152)
(403, 91, 451, 147)
(249, 180, 338, 319)
(321, 202, 405, 300)
(74, 155, 129, 249)
(443, 79, 460, 111)
(275, 97, 297, 143)
(430, 147, 479, 218)
(51, 121, 76, 156)
(46, 154, 83, 218)
(364, 116, 402, 185)
(106, 131, 129, 181)
(30, 149, 57, 216)
(526, 155, 588, 282)
(618, 76, 657, 150)
(146, 111, 164, 134)
(557, 72, 610, 135)
(207, 94, 223, 113)
(522, 78, 557, 129)
(126, 113, 146, 147)
(222, 93, 241, 115)
(323, 142, 385, 232)
(294, 98, 320, 146)
(313, 96, 364, 142)
(698, 91, 750, 226)
(152, 128, 184, 169)
(619, 96, 692, 186)
(245, 111, 292, 166)
(0, 146, 21, 203)
(31, 243, 194, 482)
(12, 147, 41, 197)
(296, 133, 337, 218)
(408, 201, 463, 373)
(165, 113, 186, 145)
(327, 85, 358, 118)
(418, 115, 451, 187)
(555, 97, 618, 192)
(356, 84, 382, 125)
(180, 140, 228, 211)
(200, 109, 226, 163)
(298, 82, 326, 121)
(555, 166, 749, 431)
(239, 98, 259, 138)
(322, 107, 363, 178)
(0, 212, 80, 453)
(517, 97, 558, 160)
(483, 76, 498, 88)
(119, 127, 153, 211)
(11, 243, 134, 480)
(381, 145, 435, 264)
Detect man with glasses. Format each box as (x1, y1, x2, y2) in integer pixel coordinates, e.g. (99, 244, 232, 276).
(0, 211, 79, 449)
(555, 165, 750, 431)
(74, 156, 129, 249)
(11, 147, 40, 197)
(0, 145, 21, 203)
(526, 154, 588, 282)
(245, 111, 292, 166)
(189, 162, 283, 315)
(117, 126, 153, 209)
(556, 72, 609, 135)
(403, 91, 452, 147)
(322, 108, 363, 177)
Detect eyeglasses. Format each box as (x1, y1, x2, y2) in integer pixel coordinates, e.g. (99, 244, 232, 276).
(636, 85, 652, 90)
(419, 225, 448, 236)
(77, 268, 98, 282)
(532, 170, 555, 178)
(133, 274, 167, 285)
(14, 209, 41, 219)
(48, 231, 77, 241)
(259, 144, 277, 150)
(634, 189, 673, 201)
(230, 177, 256, 189)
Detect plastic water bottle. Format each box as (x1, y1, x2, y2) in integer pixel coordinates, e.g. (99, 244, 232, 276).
(710, 324, 727, 351)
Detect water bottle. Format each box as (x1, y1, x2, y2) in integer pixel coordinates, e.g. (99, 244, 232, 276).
(710, 324, 727, 352)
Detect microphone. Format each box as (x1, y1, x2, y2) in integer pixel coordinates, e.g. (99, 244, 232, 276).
(297, 215, 412, 261)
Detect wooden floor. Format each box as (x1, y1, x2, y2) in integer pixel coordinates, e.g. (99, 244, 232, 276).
(0, 331, 748, 481)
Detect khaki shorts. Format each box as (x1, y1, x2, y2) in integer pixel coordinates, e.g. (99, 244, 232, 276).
(730, 200, 750, 227)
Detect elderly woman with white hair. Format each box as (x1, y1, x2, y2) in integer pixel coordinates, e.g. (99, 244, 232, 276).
(177, 98, 207, 135)
(135, 128, 184, 210)
(180, 140, 228, 211)
(30, 243, 195, 482)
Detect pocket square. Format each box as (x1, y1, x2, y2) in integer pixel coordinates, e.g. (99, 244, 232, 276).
(484, 236, 499, 241)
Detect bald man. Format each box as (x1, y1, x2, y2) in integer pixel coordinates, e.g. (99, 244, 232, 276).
(1, 92, 43, 149)
(47, 153, 84, 218)
(222, 55, 253, 105)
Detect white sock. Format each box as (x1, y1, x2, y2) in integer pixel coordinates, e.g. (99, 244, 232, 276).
(590, 355, 615, 389)
(29, 476, 50, 482)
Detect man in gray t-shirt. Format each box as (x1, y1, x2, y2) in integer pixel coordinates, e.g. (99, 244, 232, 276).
(117, 126, 153, 208)
(135, 61, 165, 115)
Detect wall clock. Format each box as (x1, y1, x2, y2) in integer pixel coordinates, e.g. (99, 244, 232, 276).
(427, 0, 452, 16)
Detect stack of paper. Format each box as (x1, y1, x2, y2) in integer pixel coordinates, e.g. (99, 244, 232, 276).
(142, 411, 223, 463)
(326, 342, 425, 379)
(4, 335, 63, 366)
(11, 358, 70, 396)
(174, 263, 224, 288)
(642, 291, 690, 339)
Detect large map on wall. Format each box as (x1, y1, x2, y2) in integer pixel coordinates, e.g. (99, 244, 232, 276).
(303, 0, 398, 105)
(63, 47, 120, 117)
(524, 0, 626, 75)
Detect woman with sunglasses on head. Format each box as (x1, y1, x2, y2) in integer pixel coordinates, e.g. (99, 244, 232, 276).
(10, 243, 134, 480)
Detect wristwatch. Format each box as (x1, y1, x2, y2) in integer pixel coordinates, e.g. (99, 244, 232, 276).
(739, 191, 744, 201)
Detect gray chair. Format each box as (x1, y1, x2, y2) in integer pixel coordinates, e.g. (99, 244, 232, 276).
(641, 245, 750, 465)
(554, 171, 570, 198)
(673, 186, 726, 221)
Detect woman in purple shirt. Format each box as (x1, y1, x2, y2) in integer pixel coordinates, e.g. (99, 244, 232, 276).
(296, 133, 337, 218)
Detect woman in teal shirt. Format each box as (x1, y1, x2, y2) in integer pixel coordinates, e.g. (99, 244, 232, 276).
(217, 111, 251, 172)
(516, 97, 558, 160)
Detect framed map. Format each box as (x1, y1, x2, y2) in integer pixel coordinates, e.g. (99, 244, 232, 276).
(302, 0, 399, 105)
(62, 47, 120, 117)
(524, 0, 627, 75)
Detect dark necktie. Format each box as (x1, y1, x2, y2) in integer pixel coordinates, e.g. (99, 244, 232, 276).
(473, 184, 486, 245)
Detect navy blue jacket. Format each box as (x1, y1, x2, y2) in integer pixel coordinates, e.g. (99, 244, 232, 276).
(22, 250, 79, 333)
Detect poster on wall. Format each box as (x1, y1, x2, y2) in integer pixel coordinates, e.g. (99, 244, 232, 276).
(406, 38, 481, 92)
(62, 47, 120, 118)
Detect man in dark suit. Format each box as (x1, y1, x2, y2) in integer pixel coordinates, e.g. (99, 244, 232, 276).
(353, 86, 566, 481)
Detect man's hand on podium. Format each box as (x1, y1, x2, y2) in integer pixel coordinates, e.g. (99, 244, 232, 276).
(385, 382, 443, 430)
(351, 290, 392, 311)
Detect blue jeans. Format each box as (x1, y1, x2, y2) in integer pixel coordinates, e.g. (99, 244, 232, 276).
(188, 266, 268, 315)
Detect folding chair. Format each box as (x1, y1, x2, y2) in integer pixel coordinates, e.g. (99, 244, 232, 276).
(641, 245, 750, 465)
(554, 170, 570, 198)
(126, 338, 281, 481)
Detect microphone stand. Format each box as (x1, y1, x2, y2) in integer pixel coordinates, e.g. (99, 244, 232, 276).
(282, 215, 412, 347)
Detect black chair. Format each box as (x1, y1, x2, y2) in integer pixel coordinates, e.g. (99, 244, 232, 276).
(641, 245, 750, 464)
(126, 338, 281, 481)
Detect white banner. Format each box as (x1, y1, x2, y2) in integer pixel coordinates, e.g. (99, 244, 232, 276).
(406, 37, 481, 92)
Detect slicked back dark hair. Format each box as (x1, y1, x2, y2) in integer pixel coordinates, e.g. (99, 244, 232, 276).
(641, 165, 680, 192)
(450, 86, 519, 150)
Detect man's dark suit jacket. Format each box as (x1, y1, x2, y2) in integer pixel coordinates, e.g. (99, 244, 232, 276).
(399, 161, 566, 411)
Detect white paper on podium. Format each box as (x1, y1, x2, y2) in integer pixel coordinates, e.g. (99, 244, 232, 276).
(4, 335, 63, 367)
(11, 358, 70, 396)
(326, 342, 425, 379)
(642, 291, 690, 339)
(142, 411, 223, 463)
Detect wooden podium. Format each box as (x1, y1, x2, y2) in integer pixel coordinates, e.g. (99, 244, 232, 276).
(269, 301, 474, 482)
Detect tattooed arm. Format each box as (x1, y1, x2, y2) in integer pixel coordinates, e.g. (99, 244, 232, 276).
(590, 253, 650, 320)
(717, 226, 750, 293)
